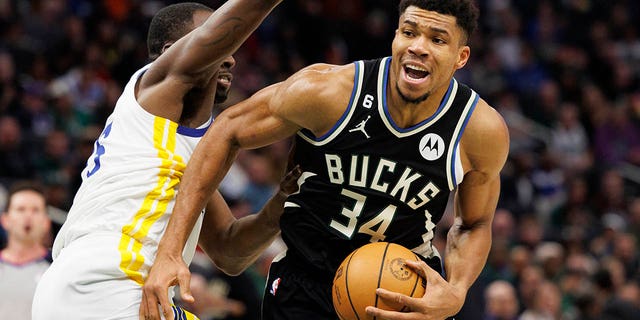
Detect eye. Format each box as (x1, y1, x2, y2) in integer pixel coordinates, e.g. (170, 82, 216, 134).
(402, 29, 415, 37)
(433, 37, 446, 45)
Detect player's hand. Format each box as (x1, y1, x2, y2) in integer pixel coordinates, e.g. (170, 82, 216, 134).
(279, 164, 302, 196)
(365, 260, 465, 320)
(140, 253, 193, 320)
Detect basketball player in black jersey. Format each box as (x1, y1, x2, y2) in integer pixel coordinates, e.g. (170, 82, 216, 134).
(145, 1, 509, 319)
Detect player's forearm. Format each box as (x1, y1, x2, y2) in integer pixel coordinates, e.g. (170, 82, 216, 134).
(184, 0, 282, 72)
(444, 217, 492, 294)
(209, 191, 288, 275)
(159, 132, 237, 256)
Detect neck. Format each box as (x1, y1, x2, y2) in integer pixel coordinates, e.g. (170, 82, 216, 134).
(1, 241, 46, 264)
(180, 83, 217, 128)
(387, 84, 448, 129)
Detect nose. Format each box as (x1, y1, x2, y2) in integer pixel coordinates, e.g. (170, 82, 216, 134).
(408, 37, 429, 58)
(221, 55, 236, 69)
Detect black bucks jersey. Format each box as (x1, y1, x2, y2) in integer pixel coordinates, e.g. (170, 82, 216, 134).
(281, 57, 479, 278)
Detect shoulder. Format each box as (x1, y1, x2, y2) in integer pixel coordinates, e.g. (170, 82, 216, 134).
(461, 98, 510, 174)
(270, 63, 357, 135)
(465, 99, 508, 141)
(281, 63, 355, 96)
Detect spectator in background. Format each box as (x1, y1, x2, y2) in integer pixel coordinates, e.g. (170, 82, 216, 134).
(530, 147, 566, 224)
(180, 252, 250, 320)
(0, 115, 35, 182)
(593, 104, 640, 168)
(549, 176, 596, 243)
(517, 264, 545, 313)
(483, 280, 519, 320)
(534, 242, 565, 281)
(519, 281, 563, 320)
(0, 182, 51, 320)
(0, 50, 20, 115)
(592, 267, 640, 320)
(617, 280, 640, 310)
(549, 102, 592, 176)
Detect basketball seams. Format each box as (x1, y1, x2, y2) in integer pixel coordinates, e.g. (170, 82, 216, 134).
(345, 251, 361, 320)
(373, 242, 391, 319)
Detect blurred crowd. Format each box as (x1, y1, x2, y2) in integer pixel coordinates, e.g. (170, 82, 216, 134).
(0, 0, 639, 319)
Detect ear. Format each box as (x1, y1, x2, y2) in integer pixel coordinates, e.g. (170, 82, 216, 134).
(0, 213, 7, 229)
(455, 45, 470, 70)
(161, 42, 174, 54)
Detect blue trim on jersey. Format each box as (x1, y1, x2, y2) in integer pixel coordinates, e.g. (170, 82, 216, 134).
(382, 64, 455, 133)
(451, 93, 479, 186)
(177, 123, 210, 137)
(299, 61, 361, 141)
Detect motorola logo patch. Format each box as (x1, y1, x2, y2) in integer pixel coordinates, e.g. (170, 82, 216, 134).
(419, 133, 445, 161)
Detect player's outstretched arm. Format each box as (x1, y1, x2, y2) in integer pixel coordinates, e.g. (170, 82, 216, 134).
(138, 0, 283, 121)
(199, 165, 302, 275)
(367, 100, 510, 320)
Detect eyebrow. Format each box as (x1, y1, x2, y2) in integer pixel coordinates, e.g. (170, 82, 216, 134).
(402, 19, 451, 36)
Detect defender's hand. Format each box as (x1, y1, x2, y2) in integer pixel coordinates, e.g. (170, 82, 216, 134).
(279, 165, 302, 196)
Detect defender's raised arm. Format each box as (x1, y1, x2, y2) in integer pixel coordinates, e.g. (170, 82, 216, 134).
(137, 0, 283, 121)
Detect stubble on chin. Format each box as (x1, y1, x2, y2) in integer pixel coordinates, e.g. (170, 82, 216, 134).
(396, 83, 430, 104)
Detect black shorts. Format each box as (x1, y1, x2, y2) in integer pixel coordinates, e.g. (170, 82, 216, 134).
(261, 255, 337, 320)
(261, 253, 455, 320)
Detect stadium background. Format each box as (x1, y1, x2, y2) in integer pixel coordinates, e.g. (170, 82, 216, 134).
(0, 0, 639, 319)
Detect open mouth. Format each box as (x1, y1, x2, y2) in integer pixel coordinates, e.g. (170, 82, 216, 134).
(218, 73, 232, 85)
(403, 64, 430, 80)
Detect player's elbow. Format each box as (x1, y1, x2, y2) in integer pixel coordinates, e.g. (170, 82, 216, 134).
(212, 256, 249, 276)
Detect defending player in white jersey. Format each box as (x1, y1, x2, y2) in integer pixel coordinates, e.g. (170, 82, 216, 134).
(32, 1, 295, 319)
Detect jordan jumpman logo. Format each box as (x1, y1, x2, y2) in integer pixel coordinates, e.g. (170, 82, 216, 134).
(349, 115, 371, 139)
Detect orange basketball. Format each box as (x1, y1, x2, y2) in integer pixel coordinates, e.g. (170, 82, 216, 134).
(332, 242, 426, 320)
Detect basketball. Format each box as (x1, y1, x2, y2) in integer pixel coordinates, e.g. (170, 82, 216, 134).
(332, 242, 426, 320)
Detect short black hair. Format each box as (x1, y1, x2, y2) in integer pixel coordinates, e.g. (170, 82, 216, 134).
(4, 181, 46, 212)
(147, 2, 213, 60)
(399, 0, 479, 43)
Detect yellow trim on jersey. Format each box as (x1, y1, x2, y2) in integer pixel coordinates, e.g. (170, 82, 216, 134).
(119, 117, 186, 285)
(172, 305, 200, 320)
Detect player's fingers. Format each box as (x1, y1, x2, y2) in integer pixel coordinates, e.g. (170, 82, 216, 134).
(365, 305, 414, 320)
(139, 292, 149, 320)
(421, 263, 446, 286)
(375, 288, 422, 312)
(281, 165, 302, 194)
(404, 260, 445, 286)
(157, 289, 175, 320)
(177, 269, 194, 303)
(404, 260, 429, 279)
(141, 284, 162, 320)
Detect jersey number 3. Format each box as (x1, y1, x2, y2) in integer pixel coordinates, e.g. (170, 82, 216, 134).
(86, 122, 113, 178)
(329, 188, 397, 242)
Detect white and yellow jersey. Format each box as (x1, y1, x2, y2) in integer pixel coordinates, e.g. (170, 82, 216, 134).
(52, 63, 209, 285)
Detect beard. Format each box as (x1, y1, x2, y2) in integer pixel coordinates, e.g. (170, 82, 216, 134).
(396, 83, 430, 104)
(214, 86, 230, 105)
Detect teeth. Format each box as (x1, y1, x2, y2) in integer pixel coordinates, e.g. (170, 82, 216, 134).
(405, 64, 427, 72)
